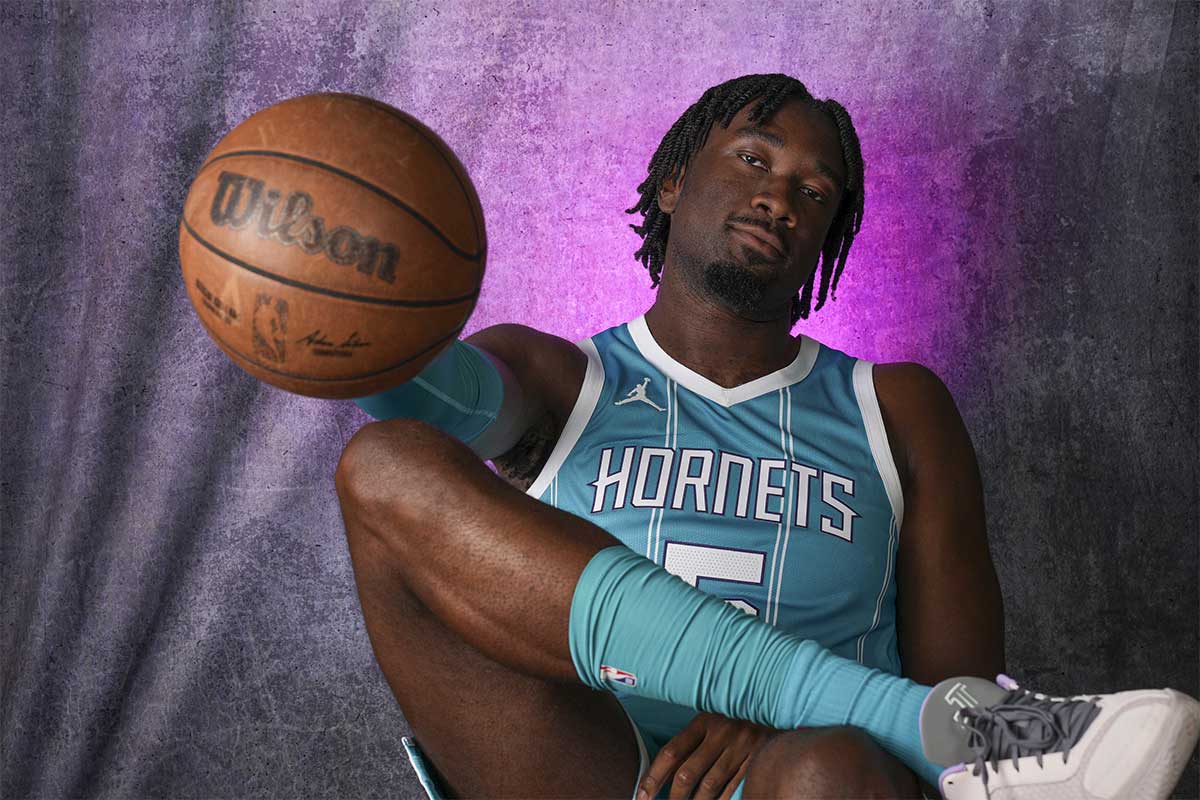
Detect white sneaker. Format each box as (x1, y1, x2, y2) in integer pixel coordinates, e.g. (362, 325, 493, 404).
(920, 674, 1200, 800)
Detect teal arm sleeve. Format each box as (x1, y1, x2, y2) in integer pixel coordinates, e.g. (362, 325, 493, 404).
(353, 340, 513, 453)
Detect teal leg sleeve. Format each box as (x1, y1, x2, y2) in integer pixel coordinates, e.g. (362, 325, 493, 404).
(569, 546, 942, 787)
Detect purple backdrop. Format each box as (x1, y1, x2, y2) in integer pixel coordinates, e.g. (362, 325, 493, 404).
(2, 1, 1196, 798)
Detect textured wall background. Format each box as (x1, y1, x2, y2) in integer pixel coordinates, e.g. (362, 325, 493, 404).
(2, 0, 1196, 797)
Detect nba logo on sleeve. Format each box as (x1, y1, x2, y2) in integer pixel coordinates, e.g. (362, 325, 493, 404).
(600, 665, 638, 687)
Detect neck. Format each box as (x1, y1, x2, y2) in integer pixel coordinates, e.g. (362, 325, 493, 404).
(644, 270, 801, 389)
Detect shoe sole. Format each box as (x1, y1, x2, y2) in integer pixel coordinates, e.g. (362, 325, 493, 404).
(1135, 689, 1200, 800)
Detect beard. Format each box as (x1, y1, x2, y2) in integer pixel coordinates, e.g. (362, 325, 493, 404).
(669, 226, 792, 319)
(700, 258, 773, 316)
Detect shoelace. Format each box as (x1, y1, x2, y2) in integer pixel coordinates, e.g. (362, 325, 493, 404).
(958, 684, 1102, 791)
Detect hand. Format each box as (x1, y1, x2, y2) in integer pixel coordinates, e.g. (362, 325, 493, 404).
(636, 712, 778, 800)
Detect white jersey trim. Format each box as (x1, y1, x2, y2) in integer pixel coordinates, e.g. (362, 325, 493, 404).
(627, 315, 820, 408)
(526, 338, 605, 499)
(851, 360, 905, 528)
(858, 512, 899, 665)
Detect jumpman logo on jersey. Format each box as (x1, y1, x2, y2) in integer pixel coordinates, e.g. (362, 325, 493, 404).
(614, 377, 665, 411)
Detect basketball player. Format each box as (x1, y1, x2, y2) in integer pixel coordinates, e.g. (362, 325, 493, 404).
(340, 74, 1200, 799)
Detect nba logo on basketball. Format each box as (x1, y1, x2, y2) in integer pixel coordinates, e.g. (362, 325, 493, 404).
(600, 665, 638, 687)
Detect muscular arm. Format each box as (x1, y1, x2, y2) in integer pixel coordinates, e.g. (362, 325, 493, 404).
(874, 362, 1006, 684)
(875, 362, 1006, 797)
(464, 325, 587, 491)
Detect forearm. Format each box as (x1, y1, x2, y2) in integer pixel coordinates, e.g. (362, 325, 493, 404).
(353, 340, 532, 459)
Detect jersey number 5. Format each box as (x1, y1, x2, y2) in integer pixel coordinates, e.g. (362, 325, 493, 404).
(662, 541, 765, 617)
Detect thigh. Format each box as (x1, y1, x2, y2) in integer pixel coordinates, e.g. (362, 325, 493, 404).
(345, 525, 641, 800)
(739, 726, 920, 799)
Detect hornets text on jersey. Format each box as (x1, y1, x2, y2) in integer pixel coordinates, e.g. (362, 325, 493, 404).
(526, 314, 905, 747)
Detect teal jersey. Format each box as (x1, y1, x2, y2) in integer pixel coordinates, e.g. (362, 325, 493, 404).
(527, 315, 906, 744)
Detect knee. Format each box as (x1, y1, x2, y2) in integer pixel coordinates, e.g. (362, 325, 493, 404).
(746, 726, 919, 799)
(335, 418, 474, 520)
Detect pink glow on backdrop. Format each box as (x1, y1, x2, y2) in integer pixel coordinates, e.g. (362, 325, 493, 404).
(369, 5, 1016, 374)
(451, 92, 952, 363)
(216, 0, 1052, 377)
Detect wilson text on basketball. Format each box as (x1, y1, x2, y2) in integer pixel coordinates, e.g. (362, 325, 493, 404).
(209, 170, 400, 284)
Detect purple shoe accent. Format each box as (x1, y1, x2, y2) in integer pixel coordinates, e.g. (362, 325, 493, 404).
(997, 674, 1019, 691)
(939, 762, 967, 791)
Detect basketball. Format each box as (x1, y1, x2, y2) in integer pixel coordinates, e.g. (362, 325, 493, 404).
(179, 93, 486, 399)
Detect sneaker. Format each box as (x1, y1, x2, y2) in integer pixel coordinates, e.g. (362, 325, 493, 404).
(919, 674, 1200, 799)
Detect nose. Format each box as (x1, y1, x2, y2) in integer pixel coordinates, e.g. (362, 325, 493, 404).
(749, 179, 798, 228)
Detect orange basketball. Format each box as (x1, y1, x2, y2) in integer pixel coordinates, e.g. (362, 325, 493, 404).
(179, 93, 486, 399)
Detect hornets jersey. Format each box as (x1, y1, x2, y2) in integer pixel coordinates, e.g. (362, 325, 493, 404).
(526, 314, 906, 745)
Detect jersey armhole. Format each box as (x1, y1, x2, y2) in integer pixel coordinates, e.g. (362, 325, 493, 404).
(526, 338, 605, 498)
(852, 359, 905, 529)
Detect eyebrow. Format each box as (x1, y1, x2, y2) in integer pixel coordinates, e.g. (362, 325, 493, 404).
(732, 126, 845, 187)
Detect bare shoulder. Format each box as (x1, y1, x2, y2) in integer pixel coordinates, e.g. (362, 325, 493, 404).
(464, 324, 588, 490)
(870, 361, 972, 488)
(872, 361, 957, 417)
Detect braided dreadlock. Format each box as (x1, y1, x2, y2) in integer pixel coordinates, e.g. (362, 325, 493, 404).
(626, 74, 865, 325)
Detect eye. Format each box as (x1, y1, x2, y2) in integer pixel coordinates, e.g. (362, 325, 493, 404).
(739, 153, 826, 204)
(801, 187, 826, 204)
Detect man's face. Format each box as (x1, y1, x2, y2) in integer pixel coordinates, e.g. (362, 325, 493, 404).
(656, 99, 847, 322)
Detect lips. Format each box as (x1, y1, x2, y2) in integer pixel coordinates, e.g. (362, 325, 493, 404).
(729, 223, 786, 258)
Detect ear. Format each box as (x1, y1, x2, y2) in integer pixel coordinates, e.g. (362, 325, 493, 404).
(656, 164, 686, 215)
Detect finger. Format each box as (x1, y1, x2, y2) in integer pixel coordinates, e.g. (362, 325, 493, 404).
(638, 727, 705, 800)
(668, 740, 723, 800)
(691, 747, 747, 800)
(716, 758, 750, 800)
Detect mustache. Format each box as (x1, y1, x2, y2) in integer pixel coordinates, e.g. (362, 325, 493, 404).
(728, 216, 769, 230)
(726, 217, 788, 255)
(727, 216, 781, 236)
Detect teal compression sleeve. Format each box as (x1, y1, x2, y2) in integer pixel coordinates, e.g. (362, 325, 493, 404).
(353, 341, 514, 455)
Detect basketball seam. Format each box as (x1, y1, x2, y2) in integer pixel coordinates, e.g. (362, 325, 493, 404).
(180, 217, 479, 308)
(200, 313, 466, 384)
(331, 93, 484, 252)
(197, 149, 483, 262)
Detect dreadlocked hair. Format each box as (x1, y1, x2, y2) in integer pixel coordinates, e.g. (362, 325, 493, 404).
(625, 74, 865, 325)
